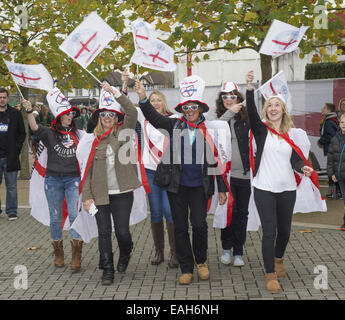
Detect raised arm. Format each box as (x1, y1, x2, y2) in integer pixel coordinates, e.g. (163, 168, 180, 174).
(134, 79, 176, 133)
(22, 99, 39, 132)
(245, 71, 266, 138)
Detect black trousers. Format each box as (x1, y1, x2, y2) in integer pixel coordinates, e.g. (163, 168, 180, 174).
(254, 188, 296, 273)
(167, 185, 208, 274)
(95, 192, 134, 256)
(221, 177, 251, 255)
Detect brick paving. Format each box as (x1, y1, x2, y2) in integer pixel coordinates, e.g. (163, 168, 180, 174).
(0, 209, 344, 301)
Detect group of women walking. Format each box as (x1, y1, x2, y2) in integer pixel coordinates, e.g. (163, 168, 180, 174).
(23, 69, 318, 293)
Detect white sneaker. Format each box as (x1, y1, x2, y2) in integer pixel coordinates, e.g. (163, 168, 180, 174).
(233, 255, 244, 267)
(220, 250, 232, 265)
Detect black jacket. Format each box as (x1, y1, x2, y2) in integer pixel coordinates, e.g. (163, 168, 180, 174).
(2, 106, 26, 172)
(327, 130, 345, 180)
(246, 89, 304, 176)
(139, 99, 228, 198)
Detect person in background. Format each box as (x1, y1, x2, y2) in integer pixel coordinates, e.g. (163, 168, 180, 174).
(327, 113, 345, 231)
(318, 102, 340, 199)
(0, 88, 26, 221)
(74, 106, 87, 131)
(215, 81, 250, 268)
(36, 105, 55, 127)
(337, 98, 345, 118)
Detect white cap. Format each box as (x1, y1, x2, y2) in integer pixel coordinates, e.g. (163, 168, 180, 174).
(221, 81, 239, 93)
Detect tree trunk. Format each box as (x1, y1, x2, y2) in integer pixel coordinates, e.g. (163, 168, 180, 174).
(260, 53, 273, 105)
(18, 87, 30, 180)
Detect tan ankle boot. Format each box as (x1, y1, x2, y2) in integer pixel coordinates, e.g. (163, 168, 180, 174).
(179, 273, 193, 285)
(70, 239, 83, 271)
(166, 222, 179, 268)
(196, 263, 210, 280)
(265, 273, 280, 293)
(52, 240, 64, 267)
(275, 258, 286, 278)
(151, 221, 164, 265)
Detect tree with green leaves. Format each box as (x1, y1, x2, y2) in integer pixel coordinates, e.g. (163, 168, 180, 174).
(122, 0, 345, 84)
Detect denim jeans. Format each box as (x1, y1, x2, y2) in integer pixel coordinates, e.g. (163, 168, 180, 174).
(0, 158, 18, 215)
(146, 169, 173, 223)
(44, 175, 81, 240)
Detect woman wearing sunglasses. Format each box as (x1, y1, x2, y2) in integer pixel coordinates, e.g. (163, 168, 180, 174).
(215, 82, 251, 268)
(135, 76, 228, 285)
(81, 82, 140, 285)
(23, 95, 84, 271)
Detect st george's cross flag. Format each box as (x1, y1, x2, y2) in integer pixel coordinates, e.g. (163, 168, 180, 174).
(130, 19, 176, 72)
(3, 59, 54, 92)
(257, 71, 293, 112)
(59, 12, 116, 69)
(259, 19, 309, 56)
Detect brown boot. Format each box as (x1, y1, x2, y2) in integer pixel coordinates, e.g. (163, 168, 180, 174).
(196, 263, 210, 280)
(151, 221, 164, 265)
(265, 273, 280, 293)
(275, 258, 286, 278)
(166, 222, 179, 268)
(70, 239, 83, 271)
(52, 239, 64, 268)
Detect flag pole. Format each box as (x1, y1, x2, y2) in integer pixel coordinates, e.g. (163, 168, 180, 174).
(84, 68, 102, 84)
(14, 82, 24, 100)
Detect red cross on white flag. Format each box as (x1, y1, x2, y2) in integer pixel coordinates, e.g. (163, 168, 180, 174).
(257, 71, 293, 112)
(130, 19, 176, 72)
(259, 19, 309, 56)
(3, 59, 54, 92)
(59, 12, 116, 69)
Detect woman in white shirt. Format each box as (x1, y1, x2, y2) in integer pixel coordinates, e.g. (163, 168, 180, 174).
(245, 71, 313, 293)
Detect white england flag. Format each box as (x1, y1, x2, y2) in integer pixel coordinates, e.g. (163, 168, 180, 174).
(258, 71, 293, 112)
(3, 59, 54, 92)
(130, 19, 176, 72)
(59, 12, 116, 69)
(259, 19, 309, 56)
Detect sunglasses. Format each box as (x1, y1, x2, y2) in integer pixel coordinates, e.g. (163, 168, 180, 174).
(181, 104, 199, 112)
(65, 110, 77, 117)
(99, 111, 117, 118)
(221, 94, 237, 101)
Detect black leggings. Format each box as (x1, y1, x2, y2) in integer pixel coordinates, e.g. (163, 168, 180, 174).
(95, 192, 134, 256)
(254, 188, 296, 273)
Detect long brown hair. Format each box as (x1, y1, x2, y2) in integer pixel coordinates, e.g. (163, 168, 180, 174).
(215, 90, 246, 120)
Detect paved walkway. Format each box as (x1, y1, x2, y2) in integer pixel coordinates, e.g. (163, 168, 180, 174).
(0, 208, 344, 301)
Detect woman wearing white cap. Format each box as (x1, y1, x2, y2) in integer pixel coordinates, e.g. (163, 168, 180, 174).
(81, 82, 140, 286)
(134, 76, 228, 285)
(23, 94, 84, 271)
(245, 70, 314, 293)
(215, 81, 251, 268)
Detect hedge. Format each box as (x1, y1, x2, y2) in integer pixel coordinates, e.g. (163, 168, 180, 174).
(305, 61, 345, 80)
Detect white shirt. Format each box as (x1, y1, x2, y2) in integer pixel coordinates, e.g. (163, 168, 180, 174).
(252, 132, 297, 193)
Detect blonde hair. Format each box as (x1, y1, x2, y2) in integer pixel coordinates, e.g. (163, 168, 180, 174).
(93, 114, 118, 137)
(340, 113, 345, 121)
(149, 91, 171, 115)
(338, 98, 345, 110)
(262, 97, 294, 134)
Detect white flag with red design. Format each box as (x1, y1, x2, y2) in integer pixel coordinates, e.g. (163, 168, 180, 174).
(59, 12, 116, 69)
(130, 19, 176, 72)
(259, 19, 309, 56)
(3, 59, 54, 92)
(258, 71, 293, 112)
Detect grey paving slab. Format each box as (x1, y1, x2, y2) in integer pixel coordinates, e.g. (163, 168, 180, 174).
(0, 209, 344, 300)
